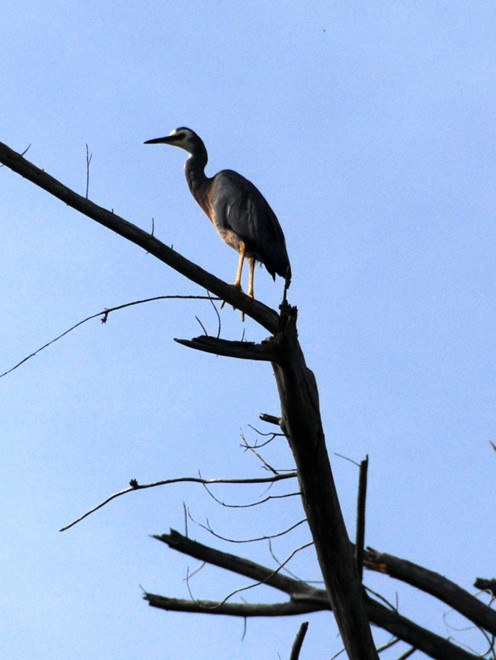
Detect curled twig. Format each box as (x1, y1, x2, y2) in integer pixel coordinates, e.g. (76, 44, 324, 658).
(187, 510, 307, 544)
(202, 482, 300, 509)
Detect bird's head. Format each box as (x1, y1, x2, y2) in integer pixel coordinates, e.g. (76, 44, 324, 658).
(144, 127, 202, 155)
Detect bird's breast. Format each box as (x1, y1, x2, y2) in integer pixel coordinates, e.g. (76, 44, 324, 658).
(211, 214, 252, 255)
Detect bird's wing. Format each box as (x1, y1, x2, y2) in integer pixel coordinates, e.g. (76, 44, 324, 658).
(211, 170, 290, 278)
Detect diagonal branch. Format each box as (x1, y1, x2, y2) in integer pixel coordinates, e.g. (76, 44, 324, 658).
(0, 141, 279, 333)
(365, 548, 496, 636)
(153, 529, 320, 599)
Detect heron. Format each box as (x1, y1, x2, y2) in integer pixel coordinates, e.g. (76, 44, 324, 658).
(144, 127, 291, 304)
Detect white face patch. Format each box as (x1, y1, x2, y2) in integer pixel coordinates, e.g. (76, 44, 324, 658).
(167, 128, 195, 153)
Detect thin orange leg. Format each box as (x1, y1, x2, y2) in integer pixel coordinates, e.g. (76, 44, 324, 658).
(247, 257, 255, 299)
(233, 242, 246, 289)
(221, 242, 245, 310)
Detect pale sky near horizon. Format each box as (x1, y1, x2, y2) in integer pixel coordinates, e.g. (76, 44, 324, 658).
(2, 3, 496, 658)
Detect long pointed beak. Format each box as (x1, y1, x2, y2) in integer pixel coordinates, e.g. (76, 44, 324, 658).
(144, 136, 176, 145)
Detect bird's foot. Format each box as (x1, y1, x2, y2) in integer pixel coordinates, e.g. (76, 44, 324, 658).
(218, 282, 247, 322)
(220, 282, 243, 310)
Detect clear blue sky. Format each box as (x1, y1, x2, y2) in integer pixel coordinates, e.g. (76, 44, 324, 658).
(2, 2, 496, 658)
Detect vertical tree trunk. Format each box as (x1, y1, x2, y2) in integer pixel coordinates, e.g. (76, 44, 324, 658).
(272, 306, 378, 660)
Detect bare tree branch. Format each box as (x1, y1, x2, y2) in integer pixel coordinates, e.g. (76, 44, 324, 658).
(376, 637, 401, 654)
(290, 621, 309, 660)
(475, 579, 496, 598)
(240, 430, 280, 474)
(150, 530, 480, 660)
(201, 481, 300, 509)
(59, 472, 297, 531)
(186, 512, 308, 545)
(259, 413, 282, 426)
(143, 595, 321, 617)
(153, 529, 320, 599)
(366, 599, 478, 660)
(365, 548, 496, 636)
(212, 541, 313, 609)
(355, 456, 369, 581)
(0, 296, 219, 378)
(396, 648, 417, 660)
(174, 336, 280, 362)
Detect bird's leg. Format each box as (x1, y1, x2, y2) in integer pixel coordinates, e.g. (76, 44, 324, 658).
(247, 257, 255, 299)
(232, 242, 246, 290)
(220, 242, 245, 310)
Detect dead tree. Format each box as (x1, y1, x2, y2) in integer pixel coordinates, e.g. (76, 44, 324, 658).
(1, 142, 494, 660)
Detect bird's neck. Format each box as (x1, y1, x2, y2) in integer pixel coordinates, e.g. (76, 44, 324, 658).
(184, 152, 212, 216)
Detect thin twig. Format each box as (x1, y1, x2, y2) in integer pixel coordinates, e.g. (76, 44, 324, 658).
(248, 423, 284, 442)
(0, 143, 30, 167)
(1, 295, 220, 378)
(195, 316, 208, 336)
(59, 472, 297, 531)
(334, 452, 360, 467)
(183, 561, 206, 583)
(187, 512, 307, 545)
(329, 649, 346, 660)
(205, 289, 222, 339)
(474, 625, 495, 659)
(85, 143, 92, 198)
(364, 585, 398, 613)
(376, 636, 401, 654)
(202, 481, 300, 509)
(183, 501, 188, 537)
(240, 430, 279, 474)
(213, 542, 314, 609)
(268, 538, 305, 582)
(396, 647, 417, 660)
(185, 566, 196, 602)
